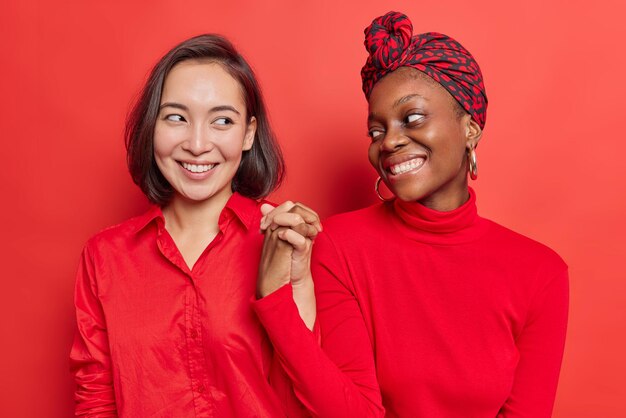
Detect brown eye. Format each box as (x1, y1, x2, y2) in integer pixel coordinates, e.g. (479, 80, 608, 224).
(368, 129, 384, 140)
(406, 113, 425, 124)
(165, 114, 185, 122)
(214, 117, 233, 125)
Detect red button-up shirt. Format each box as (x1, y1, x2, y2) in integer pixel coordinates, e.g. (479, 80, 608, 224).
(70, 193, 303, 417)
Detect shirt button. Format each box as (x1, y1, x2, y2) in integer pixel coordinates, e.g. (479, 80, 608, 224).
(190, 329, 198, 338)
(198, 385, 205, 393)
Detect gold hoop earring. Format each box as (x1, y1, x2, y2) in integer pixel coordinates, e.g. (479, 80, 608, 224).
(468, 147, 478, 180)
(375, 177, 393, 202)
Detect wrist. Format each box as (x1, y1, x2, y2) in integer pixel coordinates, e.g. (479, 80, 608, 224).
(257, 277, 290, 299)
(290, 276, 316, 331)
(291, 274, 314, 292)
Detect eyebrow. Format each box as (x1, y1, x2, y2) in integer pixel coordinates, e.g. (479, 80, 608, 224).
(393, 94, 426, 108)
(210, 105, 241, 115)
(159, 102, 241, 116)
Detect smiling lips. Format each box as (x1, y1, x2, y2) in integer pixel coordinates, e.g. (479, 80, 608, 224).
(387, 157, 426, 176)
(180, 161, 216, 173)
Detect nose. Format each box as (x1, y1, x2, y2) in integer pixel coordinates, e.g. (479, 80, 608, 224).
(380, 125, 409, 152)
(182, 123, 213, 156)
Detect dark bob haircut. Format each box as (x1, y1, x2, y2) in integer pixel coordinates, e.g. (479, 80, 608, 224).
(125, 34, 284, 205)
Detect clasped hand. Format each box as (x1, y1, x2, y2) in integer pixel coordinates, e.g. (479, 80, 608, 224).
(257, 201, 321, 299)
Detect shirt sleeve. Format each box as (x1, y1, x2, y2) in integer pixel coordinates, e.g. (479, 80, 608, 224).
(253, 231, 384, 418)
(267, 348, 313, 418)
(498, 265, 569, 417)
(69, 244, 118, 417)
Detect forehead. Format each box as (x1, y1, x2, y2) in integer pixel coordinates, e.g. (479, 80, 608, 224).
(161, 60, 245, 105)
(368, 67, 455, 111)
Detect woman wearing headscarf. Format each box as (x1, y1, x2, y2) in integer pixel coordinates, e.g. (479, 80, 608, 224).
(255, 11, 568, 418)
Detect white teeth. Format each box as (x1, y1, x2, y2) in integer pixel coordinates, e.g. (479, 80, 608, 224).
(181, 162, 215, 173)
(390, 158, 425, 175)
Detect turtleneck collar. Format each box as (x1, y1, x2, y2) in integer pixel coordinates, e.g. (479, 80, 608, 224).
(390, 187, 489, 245)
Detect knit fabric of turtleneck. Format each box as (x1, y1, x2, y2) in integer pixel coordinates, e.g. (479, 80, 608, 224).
(392, 187, 489, 244)
(254, 188, 568, 418)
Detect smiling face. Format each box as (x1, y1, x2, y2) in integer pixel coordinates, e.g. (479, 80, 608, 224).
(367, 67, 482, 210)
(153, 60, 256, 205)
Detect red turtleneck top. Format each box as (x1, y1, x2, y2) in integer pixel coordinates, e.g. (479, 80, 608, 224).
(255, 189, 568, 417)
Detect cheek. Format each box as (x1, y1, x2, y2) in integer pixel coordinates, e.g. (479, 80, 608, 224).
(368, 143, 380, 170)
(152, 127, 177, 158)
(217, 130, 247, 161)
(431, 129, 467, 163)
(152, 137, 169, 175)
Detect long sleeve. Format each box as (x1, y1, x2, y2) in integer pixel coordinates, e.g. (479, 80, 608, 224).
(256, 198, 570, 417)
(254, 232, 384, 418)
(69, 245, 118, 417)
(498, 265, 569, 417)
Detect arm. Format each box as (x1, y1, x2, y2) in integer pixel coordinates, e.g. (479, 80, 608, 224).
(255, 227, 384, 417)
(69, 245, 118, 417)
(498, 266, 569, 417)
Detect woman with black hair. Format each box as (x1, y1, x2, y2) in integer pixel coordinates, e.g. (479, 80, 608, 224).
(69, 34, 317, 417)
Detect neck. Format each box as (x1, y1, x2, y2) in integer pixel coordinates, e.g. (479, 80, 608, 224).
(418, 178, 470, 212)
(392, 186, 483, 244)
(162, 189, 233, 235)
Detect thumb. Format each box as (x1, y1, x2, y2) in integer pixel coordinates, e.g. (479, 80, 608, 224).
(260, 203, 276, 216)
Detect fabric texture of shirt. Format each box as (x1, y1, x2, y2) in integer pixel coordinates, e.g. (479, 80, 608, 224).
(70, 193, 306, 417)
(255, 188, 568, 418)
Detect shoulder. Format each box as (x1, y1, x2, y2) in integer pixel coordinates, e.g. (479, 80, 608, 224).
(314, 202, 390, 253)
(482, 218, 567, 273)
(322, 202, 389, 235)
(83, 208, 158, 256)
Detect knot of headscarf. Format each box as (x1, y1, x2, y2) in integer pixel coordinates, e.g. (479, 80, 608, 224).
(361, 11, 488, 129)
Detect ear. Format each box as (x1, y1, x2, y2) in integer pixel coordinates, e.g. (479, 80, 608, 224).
(465, 116, 483, 150)
(242, 116, 257, 151)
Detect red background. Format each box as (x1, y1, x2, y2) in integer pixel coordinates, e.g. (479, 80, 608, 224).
(1, 1, 625, 416)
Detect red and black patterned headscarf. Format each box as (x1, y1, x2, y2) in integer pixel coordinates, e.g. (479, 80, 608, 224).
(361, 11, 488, 129)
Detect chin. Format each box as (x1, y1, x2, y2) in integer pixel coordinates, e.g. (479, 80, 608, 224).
(175, 187, 224, 203)
(388, 183, 427, 202)
(392, 190, 424, 202)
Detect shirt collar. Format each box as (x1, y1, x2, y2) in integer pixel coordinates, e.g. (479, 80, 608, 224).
(131, 204, 164, 235)
(222, 192, 258, 230)
(130, 192, 259, 235)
